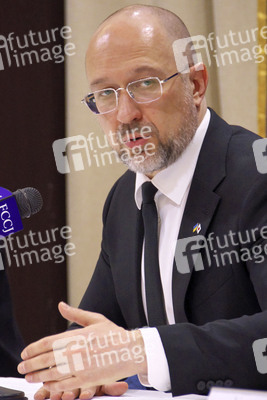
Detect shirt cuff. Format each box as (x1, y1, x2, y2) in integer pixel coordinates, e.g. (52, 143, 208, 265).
(138, 327, 171, 392)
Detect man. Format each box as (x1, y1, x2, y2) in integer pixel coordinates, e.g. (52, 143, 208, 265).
(17, 4, 267, 398)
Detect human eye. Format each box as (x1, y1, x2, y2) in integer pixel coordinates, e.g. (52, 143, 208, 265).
(139, 79, 155, 88)
(98, 89, 114, 98)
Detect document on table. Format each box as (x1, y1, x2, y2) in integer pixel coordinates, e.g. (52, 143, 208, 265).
(0, 378, 207, 400)
(209, 386, 267, 399)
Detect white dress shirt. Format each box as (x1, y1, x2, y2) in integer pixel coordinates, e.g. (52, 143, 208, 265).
(135, 109, 211, 391)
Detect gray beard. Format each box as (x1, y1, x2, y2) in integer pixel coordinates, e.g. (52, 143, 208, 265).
(117, 89, 198, 174)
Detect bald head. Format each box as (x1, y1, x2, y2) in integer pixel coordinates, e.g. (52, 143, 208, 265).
(86, 5, 196, 83)
(100, 4, 191, 44)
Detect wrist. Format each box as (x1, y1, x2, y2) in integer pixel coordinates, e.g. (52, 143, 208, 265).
(131, 329, 148, 376)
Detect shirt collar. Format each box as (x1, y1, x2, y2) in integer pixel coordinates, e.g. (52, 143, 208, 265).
(135, 109, 211, 210)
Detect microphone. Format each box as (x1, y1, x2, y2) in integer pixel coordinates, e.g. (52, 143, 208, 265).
(0, 187, 43, 236)
(13, 188, 43, 218)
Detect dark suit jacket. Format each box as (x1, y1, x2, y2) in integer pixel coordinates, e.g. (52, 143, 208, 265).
(75, 109, 267, 396)
(0, 255, 24, 376)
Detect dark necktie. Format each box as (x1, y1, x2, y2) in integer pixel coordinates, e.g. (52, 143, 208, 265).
(141, 182, 167, 326)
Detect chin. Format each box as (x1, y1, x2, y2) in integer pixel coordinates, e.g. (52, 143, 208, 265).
(123, 154, 167, 175)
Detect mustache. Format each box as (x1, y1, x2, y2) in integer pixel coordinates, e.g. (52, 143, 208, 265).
(117, 122, 157, 140)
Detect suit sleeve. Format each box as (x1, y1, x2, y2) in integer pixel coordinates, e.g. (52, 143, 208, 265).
(0, 252, 24, 377)
(69, 177, 127, 330)
(76, 245, 127, 328)
(157, 174, 267, 396)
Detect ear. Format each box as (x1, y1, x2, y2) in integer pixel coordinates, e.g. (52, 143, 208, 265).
(189, 63, 208, 107)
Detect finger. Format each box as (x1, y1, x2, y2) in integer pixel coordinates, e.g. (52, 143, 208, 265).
(24, 363, 73, 384)
(50, 392, 64, 400)
(19, 328, 87, 361)
(61, 388, 80, 400)
(34, 387, 50, 400)
(20, 332, 71, 360)
(19, 331, 96, 379)
(98, 382, 128, 396)
(18, 349, 55, 375)
(44, 377, 80, 393)
(21, 337, 54, 361)
(34, 386, 59, 400)
(58, 302, 104, 327)
(79, 387, 97, 399)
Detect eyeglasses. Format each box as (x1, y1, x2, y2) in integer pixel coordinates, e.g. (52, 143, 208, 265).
(81, 72, 180, 115)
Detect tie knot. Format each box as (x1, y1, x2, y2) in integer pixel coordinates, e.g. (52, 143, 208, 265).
(142, 182, 158, 204)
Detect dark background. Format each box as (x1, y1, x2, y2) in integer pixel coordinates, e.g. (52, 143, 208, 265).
(0, 0, 67, 344)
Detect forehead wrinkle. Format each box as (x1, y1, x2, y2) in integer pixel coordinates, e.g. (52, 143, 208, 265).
(87, 33, 173, 72)
(90, 65, 166, 88)
(87, 43, 169, 83)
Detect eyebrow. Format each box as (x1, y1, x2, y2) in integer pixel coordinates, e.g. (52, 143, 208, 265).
(132, 65, 165, 76)
(90, 77, 108, 88)
(90, 65, 165, 88)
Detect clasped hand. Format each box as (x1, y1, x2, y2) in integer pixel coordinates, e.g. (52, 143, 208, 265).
(17, 302, 147, 394)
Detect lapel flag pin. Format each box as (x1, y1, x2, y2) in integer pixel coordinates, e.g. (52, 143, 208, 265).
(193, 223, 201, 234)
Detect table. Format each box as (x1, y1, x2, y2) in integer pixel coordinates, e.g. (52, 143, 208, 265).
(0, 378, 207, 400)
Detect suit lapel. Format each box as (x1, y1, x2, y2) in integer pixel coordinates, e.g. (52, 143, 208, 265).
(172, 182, 221, 322)
(172, 109, 232, 323)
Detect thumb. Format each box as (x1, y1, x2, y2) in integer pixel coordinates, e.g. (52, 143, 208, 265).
(58, 302, 104, 327)
(97, 382, 128, 396)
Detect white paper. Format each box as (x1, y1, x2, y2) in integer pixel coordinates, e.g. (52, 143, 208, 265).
(0, 378, 207, 400)
(0, 377, 42, 399)
(209, 387, 267, 399)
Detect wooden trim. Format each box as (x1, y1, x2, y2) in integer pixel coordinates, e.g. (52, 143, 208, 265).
(258, 0, 267, 137)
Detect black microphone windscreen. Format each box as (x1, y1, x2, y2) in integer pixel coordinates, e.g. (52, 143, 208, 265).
(13, 187, 43, 218)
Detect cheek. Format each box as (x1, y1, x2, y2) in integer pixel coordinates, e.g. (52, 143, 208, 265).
(149, 93, 181, 123)
(145, 108, 173, 138)
(156, 95, 188, 132)
(97, 115, 117, 135)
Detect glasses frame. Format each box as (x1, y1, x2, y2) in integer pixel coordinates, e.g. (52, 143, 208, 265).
(81, 72, 180, 115)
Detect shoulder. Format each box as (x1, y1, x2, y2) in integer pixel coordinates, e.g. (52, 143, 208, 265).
(209, 107, 260, 146)
(102, 169, 136, 223)
(208, 108, 261, 176)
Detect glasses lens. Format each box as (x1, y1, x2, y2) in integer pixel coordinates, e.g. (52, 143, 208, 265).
(95, 89, 117, 114)
(84, 93, 100, 114)
(128, 78, 161, 103)
(84, 89, 117, 114)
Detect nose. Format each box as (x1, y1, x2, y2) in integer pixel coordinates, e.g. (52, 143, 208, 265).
(116, 90, 142, 124)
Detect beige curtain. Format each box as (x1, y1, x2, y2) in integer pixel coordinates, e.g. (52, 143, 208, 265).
(65, 0, 259, 307)
(258, 0, 267, 137)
